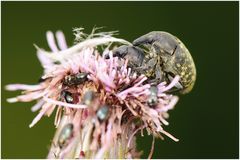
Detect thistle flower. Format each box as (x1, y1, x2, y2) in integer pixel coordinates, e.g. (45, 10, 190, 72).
(6, 28, 180, 159)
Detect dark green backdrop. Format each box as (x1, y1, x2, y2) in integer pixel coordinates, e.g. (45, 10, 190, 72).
(2, 2, 239, 159)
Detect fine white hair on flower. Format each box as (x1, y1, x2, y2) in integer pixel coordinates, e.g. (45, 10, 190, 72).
(6, 28, 180, 159)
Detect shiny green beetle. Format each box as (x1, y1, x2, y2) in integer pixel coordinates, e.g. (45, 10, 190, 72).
(58, 123, 74, 148)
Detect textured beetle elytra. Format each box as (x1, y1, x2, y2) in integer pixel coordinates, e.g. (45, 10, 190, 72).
(97, 105, 109, 121)
(147, 86, 159, 107)
(63, 72, 88, 86)
(109, 31, 196, 94)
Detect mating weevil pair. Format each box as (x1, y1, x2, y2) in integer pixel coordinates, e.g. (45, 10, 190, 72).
(107, 31, 196, 95)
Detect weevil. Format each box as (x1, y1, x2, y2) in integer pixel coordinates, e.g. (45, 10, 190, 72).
(109, 31, 196, 94)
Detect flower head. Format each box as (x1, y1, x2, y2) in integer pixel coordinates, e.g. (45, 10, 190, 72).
(6, 28, 180, 158)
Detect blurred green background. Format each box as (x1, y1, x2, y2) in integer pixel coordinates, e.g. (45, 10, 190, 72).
(2, 2, 239, 159)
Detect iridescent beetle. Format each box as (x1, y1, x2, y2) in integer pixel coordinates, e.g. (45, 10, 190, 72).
(82, 90, 95, 106)
(97, 105, 109, 121)
(63, 72, 88, 86)
(147, 86, 159, 107)
(110, 31, 196, 94)
(61, 90, 79, 104)
(58, 123, 74, 149)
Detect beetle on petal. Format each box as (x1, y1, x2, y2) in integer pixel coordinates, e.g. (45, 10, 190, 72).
(109, 31, 196, 94)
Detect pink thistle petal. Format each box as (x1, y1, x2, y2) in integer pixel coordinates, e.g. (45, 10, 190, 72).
(36, 50, 54, 69)
(148, 136, 155, 159)
(134, 76, 148, 87)
(95, 121, 113, 159)
(50, 68, 67, 77)
(46, 31, 59, 52)
(29, 104, 50, 128)
(43, 96, 87, 109)
(98, 73, 116, 89)
(159, 130, 179, 142)
(5, 84, 44, 91)
(6, 97, 18, 103)
(67, 58, 78, 74)
(7, 90, 46, 103)
(54, 107, 63, 127)
(45, 105, 56, 117)
(157, 96, 179, 112)
(133, 74, 145, 84)
(117, 84, 150, 100)
(31, 99, 45, 112)
(159, 115, 169, 125)
(48, 75, 64, 88)
(127, 125, 145, 148)
(56, 31, 68, 50)
(110, 69, 117, 81)
(124, 101, 138, 116)
(158, 75, 180, 92)
(108, 51, 114, 72)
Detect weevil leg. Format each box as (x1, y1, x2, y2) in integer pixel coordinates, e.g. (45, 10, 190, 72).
(131, 65, 148, 77)
(146, 65, 164, 85)
(155, 63, 164, 81)
(137, 58, 163, 85)
(139, 58, 157, 80)
(145, 58, 158, 68)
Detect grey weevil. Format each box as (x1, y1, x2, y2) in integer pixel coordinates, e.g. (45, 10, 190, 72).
(110, 31, 196, 94)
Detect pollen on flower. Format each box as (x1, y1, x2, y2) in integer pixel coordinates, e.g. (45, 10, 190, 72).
(6, 28, 180, 159)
